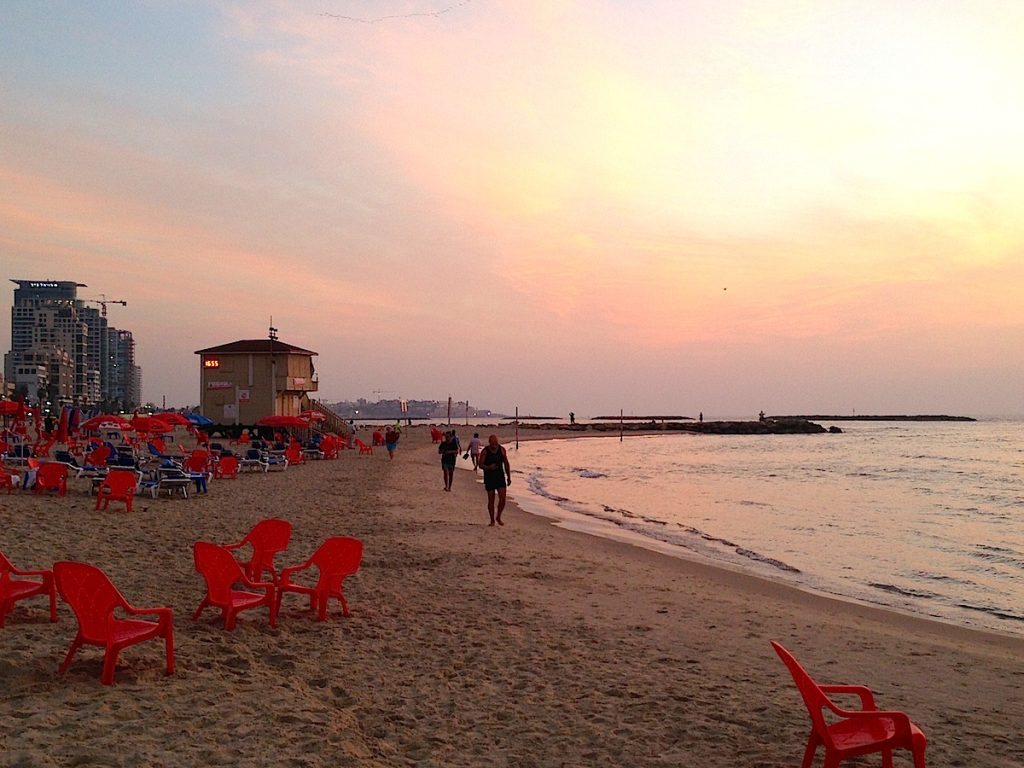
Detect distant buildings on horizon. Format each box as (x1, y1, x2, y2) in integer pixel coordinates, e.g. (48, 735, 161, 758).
(2, 279, 141, 412)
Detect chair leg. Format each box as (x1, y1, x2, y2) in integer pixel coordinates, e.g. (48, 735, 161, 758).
(883, 749, 894, 768)
(101, 646, 120, 685)
(801, 732, 820, 768)
(191, 597, 210, 622)
(59, 633, 84, 674)
(340, 590, 350, 618)
(48, 585, 57, 622)
(164, 627, 175, 676)
(224, 607, 236, 631)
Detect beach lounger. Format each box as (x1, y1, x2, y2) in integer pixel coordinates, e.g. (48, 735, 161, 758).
(240, 448, 269, 473)
(276, 537, 363, 621)
(1, 552, 57, 627)
(771, 641, 927, 768)
(142, 466, 192, 499)
(54, 561, 174, 685)
(192, 541, 277, 630)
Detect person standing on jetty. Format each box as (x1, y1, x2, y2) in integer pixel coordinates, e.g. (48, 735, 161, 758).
(439, 429, 460, 491)
(385, 424, 400, 460)
(479, 434, 511, 526)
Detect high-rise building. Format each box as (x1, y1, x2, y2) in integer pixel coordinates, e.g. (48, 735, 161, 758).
(4, 279, 141, 410)
(107, 328, 141, 410)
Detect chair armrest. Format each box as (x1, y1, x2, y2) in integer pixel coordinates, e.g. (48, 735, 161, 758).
(8, 565, 52, 578)
(834, 707, 915, 737)
(123, 604, 173, 620)
(821, 684, 877, 711)
(221, 541, 245, 551)
(278, 560, 314, 587)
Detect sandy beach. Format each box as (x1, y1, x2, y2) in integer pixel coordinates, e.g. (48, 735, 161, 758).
(2, 425, 1022, 767)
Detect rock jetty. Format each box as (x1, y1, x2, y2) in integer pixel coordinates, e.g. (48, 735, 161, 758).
(519, 419, 831, 435)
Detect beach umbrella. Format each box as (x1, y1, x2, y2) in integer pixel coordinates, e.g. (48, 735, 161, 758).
(298, 410, 328, 422)
(186, 413, 215, 427)
(255, 415, 310, 428)
(79, 414, 133, 432)
(130, 415, 170, 435)
(152, 412, 192, 428)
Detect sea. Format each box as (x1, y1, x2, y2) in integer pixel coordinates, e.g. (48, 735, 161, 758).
(489, 418, 1024, 638)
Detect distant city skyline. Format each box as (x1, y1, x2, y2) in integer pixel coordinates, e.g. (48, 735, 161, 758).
(2, 3, 1022, 417)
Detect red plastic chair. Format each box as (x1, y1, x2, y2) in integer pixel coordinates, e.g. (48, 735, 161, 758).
(354, 439, 373, 455)
(771, 641, 927, 768)
(276, 537, 363, 621)
(184, 450, 211, 475)
(222, 518, 293, 582)
(95, 469, 139, 512)
(1, 552, 57, 627)
(213, 455, 239, 479)
(284, 443, 305, 466)
(84, 444, 111, 468)
(430, 427, 443, 443)
(0, 462, 16, 494)
(192, 541, 277, 630)
(372, 431, 385, 446)
(34, 462, 69, 496)
(53, 561, 174, 685)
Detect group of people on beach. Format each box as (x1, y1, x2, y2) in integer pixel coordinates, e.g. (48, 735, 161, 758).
(438, 430, 511, 526)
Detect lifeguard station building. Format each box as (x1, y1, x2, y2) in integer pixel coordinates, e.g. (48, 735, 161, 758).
(194, 338, 318, 424)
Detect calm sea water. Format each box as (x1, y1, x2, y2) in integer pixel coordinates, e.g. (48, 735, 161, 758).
(501, 419, 1024, 637)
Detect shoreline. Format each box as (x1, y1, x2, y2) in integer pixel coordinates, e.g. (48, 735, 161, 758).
(499, 429, 1024, 643)
(482, 427, 1024, 649)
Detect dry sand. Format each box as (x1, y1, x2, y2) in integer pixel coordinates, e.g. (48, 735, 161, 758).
(1, 424, 1022, 767)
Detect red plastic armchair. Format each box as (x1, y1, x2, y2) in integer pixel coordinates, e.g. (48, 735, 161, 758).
(771, 641, 927, 768)
(354, 439, 373, 455)
(34, 462, 69, 496)
(95, 469, 139, 512)
(430, 427, 443, 443)
(184, 450, 211, 475)
(1, 552, 57, 627)
(276, 537, 363, 621)
(284, 443, 305, 466)
(214, 455, 239, 479)
(53, 561, 174, 685)
(192, 541, 277, 630)
(0, 461, 16, 494)
(222, 518, 293, 582)
(84, 444, 111, 469)
(372, 431, 385, 446)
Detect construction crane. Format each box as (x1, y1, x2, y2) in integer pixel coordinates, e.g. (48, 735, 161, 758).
(84, 294, 128, 317)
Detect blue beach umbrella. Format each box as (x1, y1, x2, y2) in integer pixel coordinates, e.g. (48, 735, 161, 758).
(186, 413, 215, 427)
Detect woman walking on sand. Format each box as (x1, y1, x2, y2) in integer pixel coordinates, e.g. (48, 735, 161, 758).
(479, 434, 511, 526)
(438, 429, 460, 491)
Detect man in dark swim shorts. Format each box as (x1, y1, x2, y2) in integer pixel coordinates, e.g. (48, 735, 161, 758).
(479, 434, 511, 526)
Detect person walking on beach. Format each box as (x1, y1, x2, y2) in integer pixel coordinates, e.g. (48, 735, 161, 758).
(439, 430, 460, 491)
(479, 434, 511, 526)
(467, 432, 483, 470)
(385, 425, 400, 460)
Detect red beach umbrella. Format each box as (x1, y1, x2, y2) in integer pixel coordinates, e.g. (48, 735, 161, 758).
(152, 412, 192, 428)
(79, 414, 133, 432)
(298, 410, 328, 422)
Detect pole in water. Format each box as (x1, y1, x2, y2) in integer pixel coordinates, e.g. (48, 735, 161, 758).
(515, 406, 519, 450)
(620, 408, 624, 442)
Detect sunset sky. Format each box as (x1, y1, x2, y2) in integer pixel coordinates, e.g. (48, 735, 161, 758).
(2, 1, 1022, 417)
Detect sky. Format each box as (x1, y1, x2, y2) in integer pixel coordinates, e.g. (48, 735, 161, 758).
(2, 0, 1022, 418)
